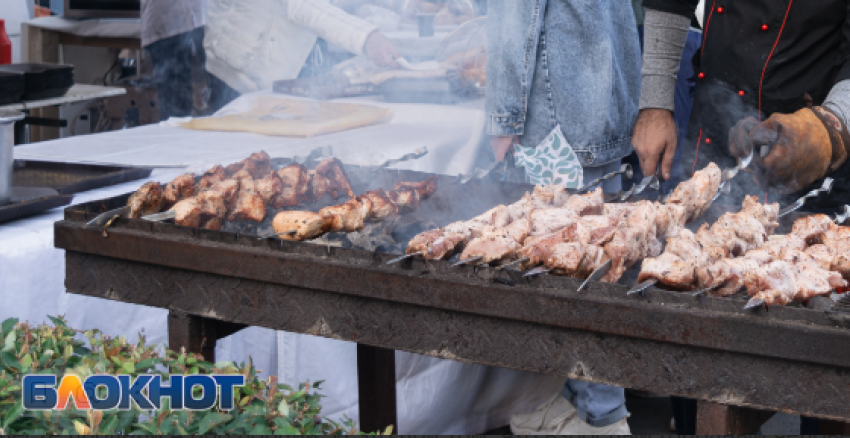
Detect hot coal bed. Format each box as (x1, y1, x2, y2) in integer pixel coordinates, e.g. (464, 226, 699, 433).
(54, 160, 850, 426)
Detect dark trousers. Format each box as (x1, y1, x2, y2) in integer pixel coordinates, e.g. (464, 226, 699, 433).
(145, 27, 206, 121)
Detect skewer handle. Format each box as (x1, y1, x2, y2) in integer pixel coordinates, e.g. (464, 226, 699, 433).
(778, 177, 834, 217)
(496, 257, 530, 271)
(834, 205, 850, 225)
(452, 255, 484, 267)
(141, 210, 176, 222)
(576, 164, 633, 193)
(523, 266, 552, 278)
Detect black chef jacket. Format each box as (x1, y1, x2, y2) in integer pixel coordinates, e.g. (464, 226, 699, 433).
(643, 0, 850, 209)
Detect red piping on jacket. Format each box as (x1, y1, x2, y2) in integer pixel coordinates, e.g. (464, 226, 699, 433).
(700, 0, 717, 58)
(759, 0, 795, 121)
(692, 129, 704, 176)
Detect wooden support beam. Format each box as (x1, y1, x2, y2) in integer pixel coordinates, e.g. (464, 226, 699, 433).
(167, 311, 246, 362)
(357, 344, 398, 434)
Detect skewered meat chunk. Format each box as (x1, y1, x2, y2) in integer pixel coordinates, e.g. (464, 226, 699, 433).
(793, 261, 847, 301)
(209, 179, 240, 210)
(273, 211, 334, 241)
(171, 198, 203, 228)
(202, 217, 223, 230)
(227, 191, 266, 223)
(547, 242, 607, 278)
(566, 215, 619, 245)
(745, 261, 798, 306)
(519, 230, 573, 269)
(740, 195, 780, 235)
(406, 229, 466, 260)
(256, 172, 284, 207)
(443, 220, 493, 241)
(163, 174, 197, 209)
(474, 205, 510, 227)
(665, 162, 721, 222)
(319, 197, 369, 232)
(804, 244, 836, 270)
(562, 187, 604, 216)
(197, 190, 226, 219)
(394, 176, 438, 198)
(362, 189, 399, 221)
(277, 164, 311, 207)
(638, 252, 697, 290)
(311, 172, 331, 201)
(127, 182, 165, 218)
(529, 208, 579, 235)
(459, 235, 520, 265)
(603, 201, 658, 282)
(390, 189, 420, 214)
(232, 169, 257, 194)
(654, 204, 687, 240)
(225, 161, 244, 175)
(696, 252, 770, 296)
(242, 151, 273, 179)
(315, 158, 355, 199)
(792, 214, 835, 244)
(197, 165, 228, 190)
(832, 253, 850, 280)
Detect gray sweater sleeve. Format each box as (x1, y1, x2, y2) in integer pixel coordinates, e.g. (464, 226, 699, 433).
(823, 79, 850, 126)
(639, 9, 692, 112)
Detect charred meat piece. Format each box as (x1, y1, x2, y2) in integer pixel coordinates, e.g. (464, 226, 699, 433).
(532, 184, 568, 207)
(638, 252, 697, 291)
(272, 211, 334, 241)
(202, 217, 223, 230)
(519, 230, 571, 269)
(232, 169, 257, 194)
(406, 229, 465, 260)
(460, 235, 520, 266)
(197, 190, 227, 219)
(315, 158, 355, 199)
(390, 189, 420, 214)
(443, 220, 494, 241)
(197, 165, 228, 190)
(256, 172, 284, 207)
(394, 175, 439, 198)
(163, 174, 197, 209)
(227, 191, 266, 223)
(603, 201, 658, 282)
(528, 208, 579, 235)
(363, 189, 399, 221)
(127, 182, 165, 219)
(745, 261, 798, 306)
(277, 164, 311, 207)
(546, 242, 608, 278)
(740, 195, 780, 235)
(171, 198, 203, 228)
(242, 151, 273, 179)
(792, 214, 836, 244)
(224, 161, 244, 176)
(209, 179, 240, 210)
(172, 190, 227, 229)
(311, 172, 331, 201)
(319, 197, 369, 233)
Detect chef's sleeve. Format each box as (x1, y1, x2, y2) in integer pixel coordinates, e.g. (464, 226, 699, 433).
(638, 8, 692, 111)
(288, 0, 378, 57)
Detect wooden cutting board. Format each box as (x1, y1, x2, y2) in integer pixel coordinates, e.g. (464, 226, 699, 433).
(182, 96, 393, 137)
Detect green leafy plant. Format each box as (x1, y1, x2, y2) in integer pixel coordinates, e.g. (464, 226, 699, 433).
(0, 316, 385, 435)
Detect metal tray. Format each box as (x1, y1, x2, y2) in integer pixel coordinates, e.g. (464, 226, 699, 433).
(12, 160, 153, 195)
(0, 187, 73, 223)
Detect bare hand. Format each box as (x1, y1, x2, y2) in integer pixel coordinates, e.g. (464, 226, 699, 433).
(631, 109, 678, 181)
(364, 31, 401, 69)
(491, 135, 518, 162)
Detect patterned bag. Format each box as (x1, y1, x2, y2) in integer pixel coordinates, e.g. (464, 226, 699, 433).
(513, 125, 583, 187)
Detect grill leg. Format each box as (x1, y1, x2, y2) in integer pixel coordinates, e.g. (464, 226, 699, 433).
(167, 310, 246, 363)
(819, 419, 850, 434)
(357, 343, 398, 434)
(695, 400, 773, 434)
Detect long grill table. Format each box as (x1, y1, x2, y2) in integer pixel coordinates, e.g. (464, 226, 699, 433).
(54, 173, 850, 434)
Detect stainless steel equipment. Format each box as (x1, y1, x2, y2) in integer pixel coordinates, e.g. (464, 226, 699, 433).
(0, 111, 24, 206)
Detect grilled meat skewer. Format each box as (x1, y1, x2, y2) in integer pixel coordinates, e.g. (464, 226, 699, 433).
(127, 182, 165, 219)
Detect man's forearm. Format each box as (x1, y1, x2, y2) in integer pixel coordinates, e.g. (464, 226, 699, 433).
(638, 8, 691, 112)
(823, 79, 850, 126)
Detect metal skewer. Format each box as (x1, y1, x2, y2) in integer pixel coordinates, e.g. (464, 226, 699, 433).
(778, 177, 834, 218)
(86, 206, 131, 228)
(141, 210, 176, 222)
(627, 279, 656, 296)
(576, 164, 633, 193)
(608, 175, 660, 203)
(743, 297, 766, 310)
(835, 205, 850, 225)
(523, 266, 552, 278)
(691, 283, 721, 297)
(452, 256, 484, 267)
(386, 252, 424, 265)
(257, 229, 299, 240)
(577, 259, 613, 292)
(496, 257, 529, 271)
(372, 147, 429, 171)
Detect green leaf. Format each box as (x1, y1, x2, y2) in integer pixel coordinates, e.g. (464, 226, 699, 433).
(0, 318, 17, 335)
(122, 361, 135, 374)
(274, 425, 301, 435)
(250, 423, 274, 435)
(115, 409, 137, 433)
(47, 316, 66, 327)
(19, 354, 33, 372)
(2, 331, 15, 352)
(1, 351, 22, 371)
(135, 358, 157, 372)
(99, 414, 119, 435)
(2, 400, 23, 429)
(198, 412, 232, 435)
(278, 400, 290, 417)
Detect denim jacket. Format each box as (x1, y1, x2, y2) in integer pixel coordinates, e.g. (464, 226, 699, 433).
(486, 0, 641, 167)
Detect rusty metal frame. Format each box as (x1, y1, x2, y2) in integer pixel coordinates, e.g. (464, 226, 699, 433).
(55, 196, 850, 423)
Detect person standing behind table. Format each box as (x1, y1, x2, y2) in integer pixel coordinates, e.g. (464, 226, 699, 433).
(203, 0, 403, 113)
(141, 0, 209, 121)
(488, 0, 641, 434)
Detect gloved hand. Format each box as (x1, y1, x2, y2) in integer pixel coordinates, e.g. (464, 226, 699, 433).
(728, 107, 850, 194)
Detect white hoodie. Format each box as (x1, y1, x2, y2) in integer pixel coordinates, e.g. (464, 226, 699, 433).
(204, 0, 377, 93)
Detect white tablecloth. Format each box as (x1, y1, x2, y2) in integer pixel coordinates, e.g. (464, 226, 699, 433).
(0, 93, 562, 434)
